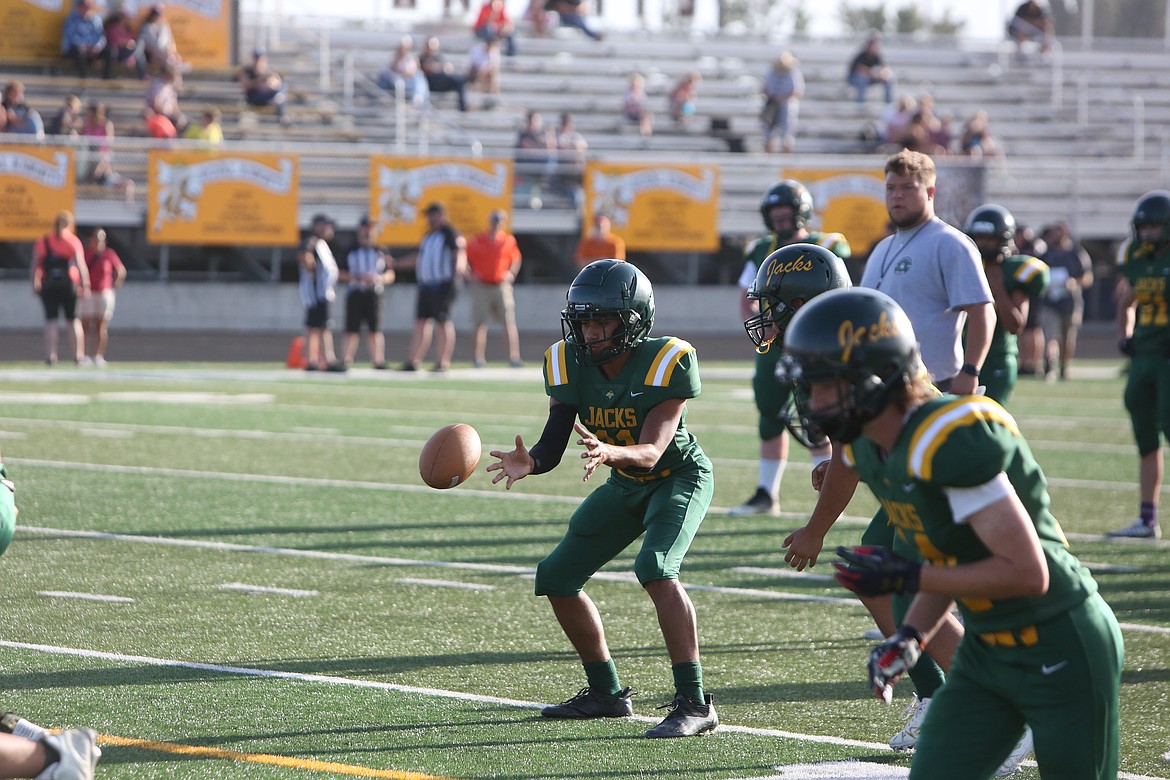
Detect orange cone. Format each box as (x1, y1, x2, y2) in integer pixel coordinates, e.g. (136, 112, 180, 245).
(286, 336, 307, 369)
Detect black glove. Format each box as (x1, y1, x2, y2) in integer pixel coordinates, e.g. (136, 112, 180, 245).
(834, 545, 922, 596)
(1119, 337, 1135, 356)
(868, 625, 924, 703)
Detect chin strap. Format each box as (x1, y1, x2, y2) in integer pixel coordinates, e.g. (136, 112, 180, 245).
(755, 338, 774, 355)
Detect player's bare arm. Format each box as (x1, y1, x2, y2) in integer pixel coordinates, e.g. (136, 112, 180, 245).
(574, 397, 685, 482)
(783, 447, 860, 570)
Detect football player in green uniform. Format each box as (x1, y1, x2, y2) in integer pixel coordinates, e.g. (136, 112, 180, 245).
(784, 287, 1123, 779)
(732, 180, 850, 516)
(1110, 190, 1170, 539)
(962, 204, 1050, 405)
(488, 259, 718, 738)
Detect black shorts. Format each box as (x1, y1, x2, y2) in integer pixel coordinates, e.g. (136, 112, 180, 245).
(416, 281, 456, 323)
(41, 281, 77, 321)
(345, 289, 382, 334)
(305, 300, 332, 329)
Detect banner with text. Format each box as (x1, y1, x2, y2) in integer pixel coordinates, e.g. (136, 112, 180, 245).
(0, 0, 88, 64)
(0, 146, 75, 241)
(583, 162, 720, 252)
(147, 150, 299, 245)
(123, 0, 232, 69)
(369, 156, 513, 246)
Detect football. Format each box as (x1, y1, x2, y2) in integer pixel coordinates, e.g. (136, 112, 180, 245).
(419, 423, 482, 489)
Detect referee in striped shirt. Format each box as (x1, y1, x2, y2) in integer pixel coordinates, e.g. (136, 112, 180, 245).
(340, 215, 396, 369)
(396, 202, 467, 372)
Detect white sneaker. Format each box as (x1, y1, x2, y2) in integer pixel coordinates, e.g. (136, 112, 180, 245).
(1107, 518, 1161, 539)
(79, 356, 94, 368)
(888, 694, 930, 751)
(995, 727, 1033, 776)
(36, 727, 101, 780)
(93, 356, 107, 368)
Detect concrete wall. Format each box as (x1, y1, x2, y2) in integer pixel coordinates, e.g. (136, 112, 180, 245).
(0, 281, 746, 337)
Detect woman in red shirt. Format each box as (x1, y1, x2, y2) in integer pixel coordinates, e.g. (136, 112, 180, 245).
(31, 211, 90, 366)
(80, 228, 127, 367)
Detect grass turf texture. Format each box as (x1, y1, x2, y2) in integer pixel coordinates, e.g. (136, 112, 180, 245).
(0, 358, 1166, 779)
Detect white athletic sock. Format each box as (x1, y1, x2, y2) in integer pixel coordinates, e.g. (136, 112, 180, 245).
(759, 459, 786, 498)
(12, 718, 46, 740)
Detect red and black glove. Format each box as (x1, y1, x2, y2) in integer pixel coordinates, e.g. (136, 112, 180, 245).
(868, 625, 924, 703)
(834, 545, 922, 596)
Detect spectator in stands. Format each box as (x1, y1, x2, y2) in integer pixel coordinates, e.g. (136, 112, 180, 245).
(145, 65, 186, 132)
(515, 109, 556, 179)
(960, 109, 1000, 158)
(142, 104, 177, 139)
(377, 36, 429, 107)
(473, 0, 516, 57)
(3, 82, 45, 138)
(1015, 223, 1048, 375)
(554, 112, 587, 207)
(397, 202, 467, 373)
(467, 36, 501, 109)
(467, 210, 523, 368)
(136, 5, 184, 80)
(80, 228, 126, 367)
(621, 72, 653, 138)
(47, 94, 84, 137)
(846, 35, 895, 104)
(62, 0, 113, 79)
(544, 0, 603, 40)
(31, 210, 90, 366)
(443, 0, 470, 17)
(760, 51, 803, 153)
(525, 0, 551, 36)
(419, 37, 468, 112)
(877, 92, 914, 144)
(931, 111, 956, 154)
(298, 214, 343, 372)
(1008, 0, 1055, 56)
(82, 101, 134, 203)
(668, 71, 701, 127)
(237, 48, 290, 126)
(103, 10, 139, 76)
(182, 107, 224, 146)
(895, 110, 946, 156)
(1039, 220, 1093, 381)
(573, 212, 625, 270)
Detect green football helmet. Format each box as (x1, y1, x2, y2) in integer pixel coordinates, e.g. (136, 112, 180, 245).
(1131, 190, 1170, 255)
(780, 287, 918, 443)
(759, 180, 813, 240)
(562, 259, 655, 366)
(744, 243, 852, 352)
(963, 203, 1016, 263)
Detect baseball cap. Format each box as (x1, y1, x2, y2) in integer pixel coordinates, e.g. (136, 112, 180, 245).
(425, 202, 445, 215)
(357, 215, 374, 228)
(311, 213, 335, 226)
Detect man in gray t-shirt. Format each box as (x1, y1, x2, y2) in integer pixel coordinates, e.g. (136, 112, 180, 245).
(860, 150, 993, 393)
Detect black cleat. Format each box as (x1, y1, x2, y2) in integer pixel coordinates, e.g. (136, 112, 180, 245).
(644, 693, 718, 738)
(541, 686, 634, 719)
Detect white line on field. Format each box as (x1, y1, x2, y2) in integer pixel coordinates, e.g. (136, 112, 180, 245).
(36, 591, 135, 603)
(397, 578, 496, 591)
(734, 566, 834, 582)
(0, 639, 890, 751)
(218, 583, 319, 597)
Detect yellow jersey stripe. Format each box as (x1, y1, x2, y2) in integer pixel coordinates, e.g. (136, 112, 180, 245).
(545, 341, 569, 386)
(841, 442, 856, 469)
(818, 232, 845, 249)
(645, 338, 692, 386)
(909, 398, 1020, 481)
(1013, 256, 1046, 284)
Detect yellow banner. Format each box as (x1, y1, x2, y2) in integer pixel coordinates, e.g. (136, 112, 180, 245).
(147, 150, 299, 246)
(123, 0, 231, 69)
(0, 0, 77, 63)
(369, 157, 513, 246)
(783, 168, 889, 256)
(0, 146, 75, 241)
(583, 162, 719, 252)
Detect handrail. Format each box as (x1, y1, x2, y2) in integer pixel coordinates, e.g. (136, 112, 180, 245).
(342, 51, 407, 154)
(1075, 68, 1146, 160)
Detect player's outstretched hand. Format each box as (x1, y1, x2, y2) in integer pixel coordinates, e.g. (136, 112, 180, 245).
(574, 422, 608, 482)
(811, 460, 829, 491)
(868, 625, 924, 703)
(487, 435, 534, 490)
(834, 545, 922, 596)
(781, 524, 824, 571)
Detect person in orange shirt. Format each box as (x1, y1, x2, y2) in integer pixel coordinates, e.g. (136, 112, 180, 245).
(572, 212, 626, 270)
(31, 210, 90, 366)
(466, 210, 523, 368)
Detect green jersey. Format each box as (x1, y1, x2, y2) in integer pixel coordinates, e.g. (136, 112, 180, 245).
(1117, 237, 1170, 355)
(742, 230, 852, 282)
(986, 254, 1049, 361)
(543, 336, 706, 484)
(842, 395, 1098, 635)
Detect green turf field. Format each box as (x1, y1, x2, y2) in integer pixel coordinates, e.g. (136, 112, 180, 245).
(0, 358, 1165, 779)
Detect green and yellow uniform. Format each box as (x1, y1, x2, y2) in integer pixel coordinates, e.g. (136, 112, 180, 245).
(844, 395, 1123, 779)
(982, 254, 1049, 404)
(743, 231, 850, 440)
(0, 464, 14, 556)
(1117, 237, 1170, 457)
(535, 336, 714, 595)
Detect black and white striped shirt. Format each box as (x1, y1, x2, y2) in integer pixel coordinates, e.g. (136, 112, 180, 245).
(416, 225, 459, 286)
(344, 245, 386, 291)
